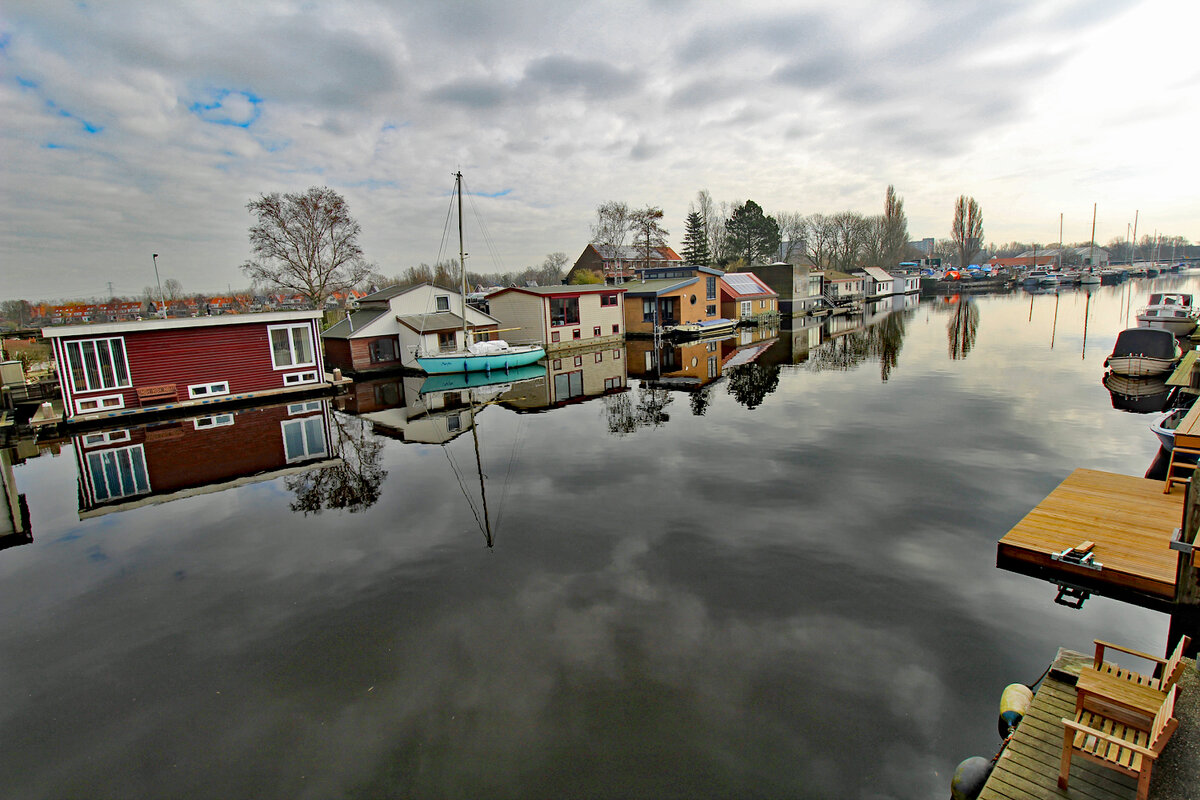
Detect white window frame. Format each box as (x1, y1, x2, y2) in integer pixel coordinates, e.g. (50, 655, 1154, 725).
(435, 294, 451, 312)
(282, 370, 319, 386)
(64, 336, 132, 394)
(288, 400, 323, 415)
(75, 394, 125, 415)
(188, 381, 230, 399)
(86, 443, 150, 502)
(193, 413, 235, 430)
(267, 323, 317, 371)
(81, 429, 131, 448)
(280, 416, 328, 463)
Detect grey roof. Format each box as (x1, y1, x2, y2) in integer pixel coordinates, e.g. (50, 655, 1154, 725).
(592, 244, 679, 261)
(396, 312, 497, 333)
(321, 308, 387, 339)
(619, 277, 698, 296)
(489, 284, 622, 298)
(357, 282, 428, 304)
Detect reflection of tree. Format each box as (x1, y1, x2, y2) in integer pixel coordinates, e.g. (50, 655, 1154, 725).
(726, 363, 780, 409)
(947, 298, 980, 360)
(806, 309, 911, 381)
(689, 386, 712, 416)
(602, 385, 673, 435)
(287, 413, 387, 514)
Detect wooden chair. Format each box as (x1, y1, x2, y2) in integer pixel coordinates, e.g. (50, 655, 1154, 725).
(1059, 685, 1178, 800)
(1093, 635, 1191, 691)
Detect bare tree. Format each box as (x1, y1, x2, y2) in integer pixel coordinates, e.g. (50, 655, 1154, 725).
(590, 201, 631, 252)
(882, 185, 909, 267)
(803, 213, 837, 270)
(830, 211, 868, 272)
(776, 211, 807, 263)
(695, 190, 721, 264)
(860, 215, 887, 267)
(952, 195, 984, 270)
(628, 207, 669, 268)
(241, 186, 373, 309)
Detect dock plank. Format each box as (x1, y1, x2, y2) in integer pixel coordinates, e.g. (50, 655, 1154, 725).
(997, 469, 1181, 598)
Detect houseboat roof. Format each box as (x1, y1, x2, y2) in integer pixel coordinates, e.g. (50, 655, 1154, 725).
(320, 308, 389, 339)
(721, 272, 777, 298)
(486, 285, 628, 299)
(861, 267, 894, 282)
(396, 311, 499, 333)
(619, 278, 698, 297)
(41, 310, 322, 339)
(356, 283, 429, 304)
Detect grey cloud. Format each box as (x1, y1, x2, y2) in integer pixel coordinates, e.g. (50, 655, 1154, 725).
(426, 78, 507, 109)
(522, 55, 640, 100)
(678, 12, 832, 65)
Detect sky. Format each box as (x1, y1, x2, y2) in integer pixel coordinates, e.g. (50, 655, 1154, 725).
(2, 0, 1199, 301)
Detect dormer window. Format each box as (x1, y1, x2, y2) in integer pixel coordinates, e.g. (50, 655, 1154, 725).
(435, 295, 450, 312)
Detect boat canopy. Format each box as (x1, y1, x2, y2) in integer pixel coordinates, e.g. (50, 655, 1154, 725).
(1111, 328, 1178, 359)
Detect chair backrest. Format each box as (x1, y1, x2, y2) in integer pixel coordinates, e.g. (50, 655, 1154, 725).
(1149, 685, 1179, 754)
(1161, 635, 1191, 688)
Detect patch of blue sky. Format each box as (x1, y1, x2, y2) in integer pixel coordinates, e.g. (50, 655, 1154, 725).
(256, 136, 291, 153)
(0, 33, 11, 52)
(16, 76, 37, 89)
(189, 89, 263, 128)
(43, 142, 73, 150)
(472, 188, 512, 198)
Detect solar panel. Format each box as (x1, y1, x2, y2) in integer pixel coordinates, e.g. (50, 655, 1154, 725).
(724, 273, 763, 294)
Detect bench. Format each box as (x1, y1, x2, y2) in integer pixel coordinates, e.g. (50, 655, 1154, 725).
(136, 383, 177, 405)
(1059, 684, 1178, 800)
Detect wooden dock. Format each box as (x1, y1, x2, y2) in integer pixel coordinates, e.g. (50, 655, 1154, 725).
(980, 650, 1140, 800)
(998, 469, 1183, 599)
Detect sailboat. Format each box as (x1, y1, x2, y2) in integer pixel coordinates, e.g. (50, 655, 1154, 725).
(415, 172, 546, 375)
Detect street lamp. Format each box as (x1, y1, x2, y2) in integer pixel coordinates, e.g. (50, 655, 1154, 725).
(152, 253, 166, 318)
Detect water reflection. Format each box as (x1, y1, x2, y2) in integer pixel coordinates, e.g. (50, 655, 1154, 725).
(286, 413, 386, 515)
(0, 446, 32, 552)
(946, 298, 980, 361)
(73, 400, 338, 518)
(806, 306, 912, 381)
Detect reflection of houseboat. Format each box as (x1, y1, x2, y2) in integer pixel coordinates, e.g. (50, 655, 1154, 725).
(0, 446, 32, 552)
(497, 345, 629, 412)
(44, 311, 329, 424)
(74, 400, 338, 518)
(626, 329, 779, 390)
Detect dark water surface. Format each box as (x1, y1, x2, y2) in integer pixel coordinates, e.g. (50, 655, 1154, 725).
(2, 276, 1195, 799)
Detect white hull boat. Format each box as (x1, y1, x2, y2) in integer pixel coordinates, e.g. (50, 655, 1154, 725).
(1151, 407, 1189, 451)
(1104, 327, 1182, 377)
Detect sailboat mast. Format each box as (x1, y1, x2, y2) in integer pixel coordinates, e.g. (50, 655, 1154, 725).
(457, 171, 468, 349)
(1131, 210, 1139, 266)
(1088, 203, 1096, 269)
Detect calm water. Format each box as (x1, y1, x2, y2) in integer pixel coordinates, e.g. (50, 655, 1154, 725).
(2, 275, 1196, 799)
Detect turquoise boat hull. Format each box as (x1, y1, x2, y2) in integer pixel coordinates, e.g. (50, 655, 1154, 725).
(416, 346, 545, 374)
(419, 363, 545, 395)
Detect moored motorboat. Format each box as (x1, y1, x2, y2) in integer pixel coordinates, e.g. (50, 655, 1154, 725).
(673, 318, 737, 337)
(1103, 327, 1182, 377)
(1136, 293, 1197, 336)
(1151, 406, 1190, 451)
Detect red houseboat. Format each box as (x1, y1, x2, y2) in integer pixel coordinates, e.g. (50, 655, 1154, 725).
(43, 311, 328, 423)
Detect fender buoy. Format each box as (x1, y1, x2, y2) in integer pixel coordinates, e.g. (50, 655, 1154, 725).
(998, 683, 1033, 738)
(951, 756, 993, 800)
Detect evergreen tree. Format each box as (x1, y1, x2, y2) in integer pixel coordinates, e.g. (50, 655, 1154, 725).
(724, 200, 781, 266)
(681, 210, 711, 266)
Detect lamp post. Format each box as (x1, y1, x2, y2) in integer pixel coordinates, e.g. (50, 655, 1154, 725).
(152, 253, 166, 318)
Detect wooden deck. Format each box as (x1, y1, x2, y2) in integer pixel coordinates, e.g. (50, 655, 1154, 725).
(998, 469, 1182, 599)
(980, 650, 1140, 800)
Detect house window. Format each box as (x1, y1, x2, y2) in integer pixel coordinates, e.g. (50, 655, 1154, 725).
(188, 381, 229, 399)
(553, 370, 584, 400)
(612, 324, 620, 334)
(288, 400, 323, 414)
(572, 329, 581, 340)
(551, 331, 560, 343)
(75, 394, 125, 415)
(613, 349, 621, 360)
(706, 276, 717, 300)
(550, 297, 580, 326)
(601, 293, 618, 307)
(706, 304, 716, 316)
(642, 299, 655, 322)
(281, 416, 328, 463)
(435, 295, 451, 312)
(593, 326, 601, 337)
(369, 338, 397, 363)
(708, 356, 719, 378)
(193, 413, 234, 430)
(81, 429, 131, 448)
(86, 444, 150, 502)
(437, 331, 457, 352)
(604, 377, 622, 390)
(574, 355, 583, 367)
(268, 324, 316, 370)
(64, 337, 131, 393)
(552, 359, 562, 370)
(283, 371, 319, 386)
(594, 352, 603, 363)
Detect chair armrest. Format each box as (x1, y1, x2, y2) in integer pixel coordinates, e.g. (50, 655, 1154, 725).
(1062, 717, 1158, 759)
(1093, 639, 1166, 668)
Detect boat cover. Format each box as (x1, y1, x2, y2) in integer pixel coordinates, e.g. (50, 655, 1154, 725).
(468, 340, 510, 354)
(1110, 328, 1177, 359)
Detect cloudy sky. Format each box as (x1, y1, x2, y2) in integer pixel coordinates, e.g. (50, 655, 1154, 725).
(2, 0, 1198, 300)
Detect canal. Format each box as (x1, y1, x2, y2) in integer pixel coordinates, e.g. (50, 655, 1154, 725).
(1, 274, 1194, 799)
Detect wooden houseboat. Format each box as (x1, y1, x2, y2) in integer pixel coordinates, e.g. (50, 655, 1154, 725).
(719, 272, 779, 323)
(485, 285, 626, 352)
(43, 311, 328, 424)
